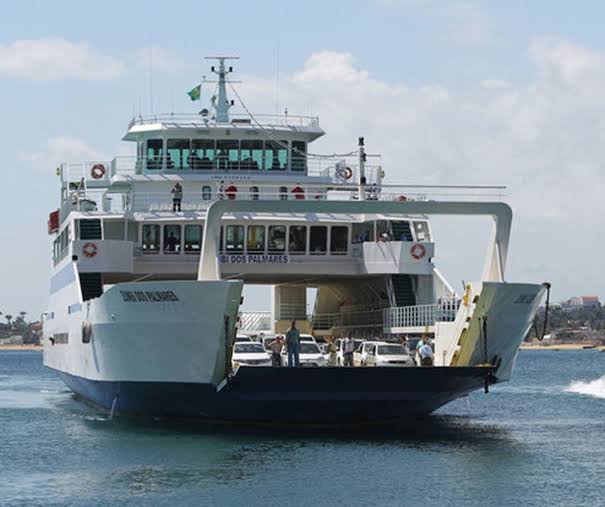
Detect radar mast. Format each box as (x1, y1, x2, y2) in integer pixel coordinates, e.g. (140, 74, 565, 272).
(205, 56, 239, 123)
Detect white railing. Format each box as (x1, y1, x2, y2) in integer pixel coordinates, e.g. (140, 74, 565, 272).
(238, 311, 272, 332)
(127, 112, 321, 129)
(59, 154, 384, 185)
(383, 301, 460, 330)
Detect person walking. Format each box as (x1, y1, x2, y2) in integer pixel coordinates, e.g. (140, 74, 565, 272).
(285, 321, 301, 367)
(171, 182, 183, 212)
(268, 335, 284, 367)
(343, 335, 356, 367)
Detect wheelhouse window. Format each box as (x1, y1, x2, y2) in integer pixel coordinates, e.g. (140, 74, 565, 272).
(146, 139, 164, 170)
(265, 140, 288, 171)
(184, 225, 202, 254)
(268, 225, 286, 253)
(247, 225, 265, 252)
(225, 225, 244, 253)
(240, 140, 263, 171)
(289, 226, 307, 255)
(310, 226, 327, 255)
(291, 141, 306, 172)
(279, 186, 288, 200)
(330, 226, 349, 255)
(201, 185, 212, 200)
(249, 186, 259, 200)
(167, 139, 190, 170)
(191, 139, 215, 170)
(142, 224, 160, 253)
(216, 140, 239, 171)
(163, 224, 182, 253)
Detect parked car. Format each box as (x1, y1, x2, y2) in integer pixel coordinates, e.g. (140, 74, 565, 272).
(232, 342, 272, 367)
(283, 341, 327, 367)
(359, 342, 414, 367)
(299, 334, 317, 343)
(235, 334, 252, 343)
(355, 341, 384, 366)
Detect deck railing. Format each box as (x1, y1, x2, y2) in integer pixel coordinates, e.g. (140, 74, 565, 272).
(382, 301, 460, 329)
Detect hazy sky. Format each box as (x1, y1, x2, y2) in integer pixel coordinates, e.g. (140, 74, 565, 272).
(2, 0, 605, 317)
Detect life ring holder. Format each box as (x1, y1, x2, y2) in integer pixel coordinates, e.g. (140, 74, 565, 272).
(291, 186, 305, 200)
(91, 164, 106, 180)
(82, 242, 98, 258)
(410, 243, 426, 260)
(225, 185, 238, 200)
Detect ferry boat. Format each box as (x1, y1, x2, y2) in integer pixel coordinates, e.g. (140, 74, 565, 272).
(43, 57, 548, 425)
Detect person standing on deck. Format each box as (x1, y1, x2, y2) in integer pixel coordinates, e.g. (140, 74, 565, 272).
(400, 335, 410, 356)
(268, 335, 284, 367)
(285, 321, 301, 367)
(171, 182, 183, 212)
(327, 338, 338, 366)
(419, 338, 434, 366)
(343, 335, 356, 367)
(415, 335, 428, 365)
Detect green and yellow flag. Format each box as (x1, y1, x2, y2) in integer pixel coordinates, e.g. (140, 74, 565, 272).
(187, 84, 201, 101)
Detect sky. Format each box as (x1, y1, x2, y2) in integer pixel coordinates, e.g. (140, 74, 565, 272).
(2, 0, 605, 317)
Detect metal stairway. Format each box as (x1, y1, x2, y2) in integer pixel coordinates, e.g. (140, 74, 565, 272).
(390, 274, 416, 307)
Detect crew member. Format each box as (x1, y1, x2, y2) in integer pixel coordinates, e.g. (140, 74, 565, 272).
(285, 320, 301, 367)
(327, 338, 338, 366)
(171, 182, 183, 212)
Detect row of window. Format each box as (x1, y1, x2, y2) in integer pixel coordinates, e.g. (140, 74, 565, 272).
(52, 225, 71, 265)
(141, 139, 306, 172)
(199, 185, 309, 201)
(141, 224, 350, 256)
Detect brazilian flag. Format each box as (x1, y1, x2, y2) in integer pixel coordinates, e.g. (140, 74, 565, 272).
(187, 84, 201, 101)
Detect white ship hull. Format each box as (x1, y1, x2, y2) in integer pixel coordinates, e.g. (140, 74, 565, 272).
(44, 275, 243, 385)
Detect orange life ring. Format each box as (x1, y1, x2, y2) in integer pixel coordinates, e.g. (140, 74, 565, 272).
(410, 243, 426, 260)
(344, 167, 353, 180)
(91, 164, 106, 179)
(225, 184, 238, 200)
(82, 242, 98, 258)
(291, 186, 305, 200)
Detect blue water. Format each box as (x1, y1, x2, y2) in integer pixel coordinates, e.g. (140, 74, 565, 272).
(0, 351, 604, 507)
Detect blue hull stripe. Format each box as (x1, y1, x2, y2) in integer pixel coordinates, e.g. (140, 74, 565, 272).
(50, 263, 76, 294)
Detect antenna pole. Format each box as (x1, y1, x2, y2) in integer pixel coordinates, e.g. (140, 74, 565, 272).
(358, 137, 366, 201)
(212, 58, 232, 123)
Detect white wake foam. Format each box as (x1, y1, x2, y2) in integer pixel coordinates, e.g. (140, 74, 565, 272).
(566, 375, 605, 399)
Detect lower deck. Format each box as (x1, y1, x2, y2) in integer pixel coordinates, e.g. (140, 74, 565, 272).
(59, 364, 493, 425)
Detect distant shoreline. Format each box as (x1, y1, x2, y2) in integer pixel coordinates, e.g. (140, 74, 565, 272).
(0, 345, 42, 351)
(520, 344, 604, 351)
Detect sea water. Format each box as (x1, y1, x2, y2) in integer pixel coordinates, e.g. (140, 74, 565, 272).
(0, 350, 603, 507)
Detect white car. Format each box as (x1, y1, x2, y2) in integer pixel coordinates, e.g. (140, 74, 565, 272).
(235, 334, 252, 343)
(232, 342, 272, 367)
(283, 341, 327, 367)
(359, 342, 413, 367)
(300, 334, 317, 343)
(355, 341, 384, 366)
